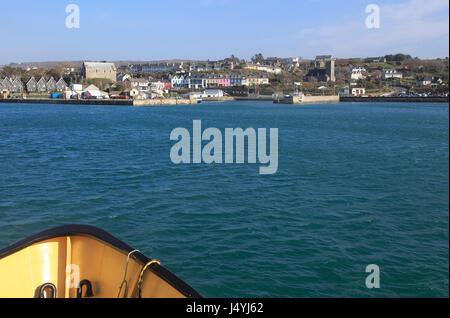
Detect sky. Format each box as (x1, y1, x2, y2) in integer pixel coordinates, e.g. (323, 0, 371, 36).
(0, 0, 448, 65)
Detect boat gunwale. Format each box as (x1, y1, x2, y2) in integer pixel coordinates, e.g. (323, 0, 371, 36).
(0, 224, 202, 298)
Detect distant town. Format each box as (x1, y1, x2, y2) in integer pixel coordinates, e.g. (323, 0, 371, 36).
(0, 53, 448, 103)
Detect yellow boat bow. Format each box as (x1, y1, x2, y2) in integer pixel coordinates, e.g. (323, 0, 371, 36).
(0, 225, 202, 298)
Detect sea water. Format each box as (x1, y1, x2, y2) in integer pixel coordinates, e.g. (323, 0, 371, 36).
(0, 101, 448, 297)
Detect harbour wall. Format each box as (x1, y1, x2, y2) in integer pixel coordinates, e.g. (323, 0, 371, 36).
(0, 96, 235, 106)
(303, 95, 340, 104)
(274, 95, 340, 104)
(340, 96, 449, 103)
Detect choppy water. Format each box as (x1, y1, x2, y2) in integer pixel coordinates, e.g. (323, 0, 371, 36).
(0, 101, 448, 297)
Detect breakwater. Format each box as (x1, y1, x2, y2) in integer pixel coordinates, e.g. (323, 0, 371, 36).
(0, 98, 133, 106)
(340, 96, 449, 103)
(273, 95, 340, 104)
(235, 96, 273, 101)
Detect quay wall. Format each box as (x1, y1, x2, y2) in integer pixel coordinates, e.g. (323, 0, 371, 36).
(0, 98, 133, 106)
(274, 95, 339, 104)
(340, 96, 449, 103)
(0, 96, 234, 106)
(302, 95, 339, 104)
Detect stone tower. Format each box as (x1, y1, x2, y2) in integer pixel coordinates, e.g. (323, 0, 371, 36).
(326, 59, 335, 82)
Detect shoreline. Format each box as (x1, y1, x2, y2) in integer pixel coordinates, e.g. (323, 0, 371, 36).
(0, 96, 235, 106)
(340, 96, 449, 103)
(0, 96, 448, 106)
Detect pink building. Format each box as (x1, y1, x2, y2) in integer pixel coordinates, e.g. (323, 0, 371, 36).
(218, 76, 231, 87)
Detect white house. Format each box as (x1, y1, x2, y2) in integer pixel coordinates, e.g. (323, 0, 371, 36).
(282, 57, 301, 70)
(340, 86, 366, 96)
(128, 78, 150, 91)
(382, 69, 403, 80)
(117, 73, 131, 82)
(183, 91, 204, 99)
(184, 89, 224, 98)
(350, 67, 367, 80)
(245, 63, 282, 75)
(70, 84, 83, 92)
(416, 77, 432, 86)
(351, 87, 365, 96)
(203, 89, 224, 98)
(171, 75, 189, 89)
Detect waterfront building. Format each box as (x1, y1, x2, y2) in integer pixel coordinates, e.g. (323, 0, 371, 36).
(182, 89, 224, 99)
(162, 79, 172, 90)
(12, 78, 24, 92)
(128, 78, 150, 91)
(37, 77, 47, 92)
(1, 78, 13, 91)
(205, 75, 219, 88)
(230, 74, 244, 86)
(351, 87, 365, 96)
(70, 84, 83, 93)
(47, 77, 57, 92)
(128, 88, 141, 98)
(82, 62, 117, 82)
(204, 89, 224, 98)
(149, 80, 166, 94)
(183, 91, 204, 99)
(246, 74, 269, 86)
(167, 73, 270, 90)
(171, 75, 189, 89)
(26, 77, 38, 93)
(189, 74, 206, 89)
(181, 75, 190, 88)
(340, 86, 366, 96)
(217, 75, 231, 87)
(56, 78, 68, 91)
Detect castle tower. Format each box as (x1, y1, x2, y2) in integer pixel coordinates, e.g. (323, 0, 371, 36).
(326, 59, 335, 82)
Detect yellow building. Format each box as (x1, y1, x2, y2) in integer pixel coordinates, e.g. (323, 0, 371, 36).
(82, 62, 117, 82)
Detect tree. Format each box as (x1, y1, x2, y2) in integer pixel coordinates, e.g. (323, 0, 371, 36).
(50, 62, 72, 79)
(385, 54, 412, 62)
(1, 66, 24, 78)
(251, 53, 264, 64)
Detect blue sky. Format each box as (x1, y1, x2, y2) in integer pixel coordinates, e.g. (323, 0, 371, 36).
(0, 0, 448, 64)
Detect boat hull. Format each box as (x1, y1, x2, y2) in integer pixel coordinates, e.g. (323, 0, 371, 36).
(0, 225, 201, 298)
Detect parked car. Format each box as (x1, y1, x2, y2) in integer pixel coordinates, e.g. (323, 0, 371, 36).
(111, 95, 130, 99)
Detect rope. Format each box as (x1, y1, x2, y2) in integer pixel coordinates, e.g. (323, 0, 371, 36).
(117, 249, 140, 298)
(137, 260, 161, 298)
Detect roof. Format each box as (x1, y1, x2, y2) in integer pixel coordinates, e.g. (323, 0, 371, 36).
(83, 62, 116, 71)
(316, 55, 333, 60)
(129, 78, 149, 83)
(56, 78, 68, 85)
(84, 84, 100, 91)
(27, 77, 37, 84)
